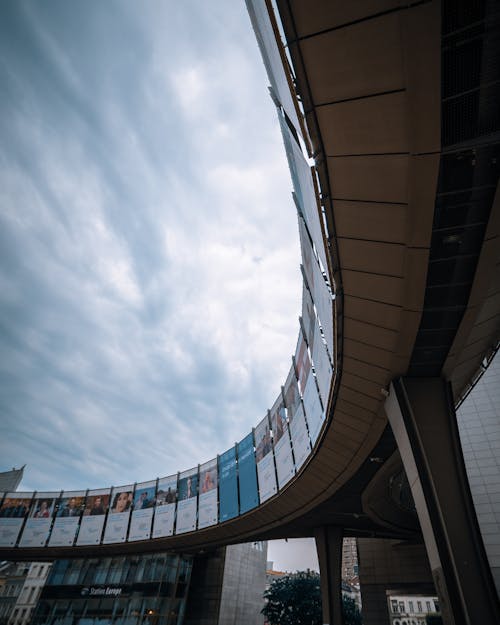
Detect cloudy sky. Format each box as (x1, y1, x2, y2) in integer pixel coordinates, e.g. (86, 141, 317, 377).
(0, 0, 317, 569)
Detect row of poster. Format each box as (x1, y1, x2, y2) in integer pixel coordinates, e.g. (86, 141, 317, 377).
(0, 319, 333, 550)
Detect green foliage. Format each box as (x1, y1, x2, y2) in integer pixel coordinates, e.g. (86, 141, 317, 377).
(262, 571, 363, 625)
(262, 571, 322, 625)
(342, 595, 362, 625)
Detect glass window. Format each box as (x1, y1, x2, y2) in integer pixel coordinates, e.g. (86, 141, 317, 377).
(417, 601, 422, 612)
(426, 601, 431, 612)
(68, 599, 85, 618)
(409, 601, 414, 612)
(391, 600, 398, 613)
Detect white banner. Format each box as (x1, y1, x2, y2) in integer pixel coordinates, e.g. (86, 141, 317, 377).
(0, 518, 24, 547)
(102, 510, 130, 544)
(289, 404, 311, 469)
(152, 503, 175, 538)
(77, 515, 105, 545)
(198, 489, 218, 529)
(303, 374, 325, 445)
(48, 517, 80, 547)
(128, 508, 154, 542)
(283, 365, 302, 425)
(312, 324, 333, 409)
(310, 256, 334, 360)
(274, 433, 295, 489)
(301, 281, 316, 352)
(257, 453, 277, 503)
(19, 518, 52, 547)
(279, 114, 328, 274)
(295, 333, 312, 395)
(175, 498, 197, 534)
(246, 0, 303, 141)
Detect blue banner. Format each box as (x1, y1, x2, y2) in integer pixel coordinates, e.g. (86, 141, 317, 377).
(237, 433, 259, 514)
(218, 447, 238, 521)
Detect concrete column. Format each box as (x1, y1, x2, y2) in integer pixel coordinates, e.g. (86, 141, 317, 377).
(314, 526, 343, 625)
(386, 377, 500, 625)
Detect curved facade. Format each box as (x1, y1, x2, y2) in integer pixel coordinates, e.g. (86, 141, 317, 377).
(1, 1, 499, 623)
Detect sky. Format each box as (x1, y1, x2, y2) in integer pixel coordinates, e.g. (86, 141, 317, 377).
(0, 0, 316, 571)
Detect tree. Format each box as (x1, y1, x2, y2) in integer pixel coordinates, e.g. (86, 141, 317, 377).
(262, 571, 322, 625)
(262, 571, 363, 625)
(342, 595, 362, 625)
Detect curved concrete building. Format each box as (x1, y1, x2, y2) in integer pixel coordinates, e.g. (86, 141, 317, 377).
(0, 2, 499, 624)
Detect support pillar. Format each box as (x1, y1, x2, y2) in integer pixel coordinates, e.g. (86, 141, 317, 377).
(386, 377, 500, 625)
(314, 526, 343, 625)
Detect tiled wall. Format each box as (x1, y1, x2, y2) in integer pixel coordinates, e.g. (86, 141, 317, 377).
(457, 352, 500, 596)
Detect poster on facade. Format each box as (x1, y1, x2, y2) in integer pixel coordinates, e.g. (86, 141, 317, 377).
(255, 414, 273, 463)
(310, 255, 334, 361)
(19, 493, 58, 547)
(289, 404, 311, 470)
(303, 374, 325, 446)
(102, 485, 134, 544)
(270, 394, 287, 445)
(299, 216, 316, 297)
(0, 492, 33, 547)
(198, 458, 218, 529)
(128, 480, 156, 542)
(312, 322, 333, 409)
(269, 392, 295, 488)
(294, 332, 312, 396)
(152, 475, 177, 538)
(218, 447, 238, 521)
(48, 491, 85, 547)
(278, 114, 328, 276)
(283, 364, 301, 426)
(175, 467, 198, 534)
(301, 281, 316, 353)
(246, 0, 304, 143)
(237, 432, 259, 514)
(76, 488, 110, 546)
(274, 432, 295, 489)
(255, 415, 277, 503)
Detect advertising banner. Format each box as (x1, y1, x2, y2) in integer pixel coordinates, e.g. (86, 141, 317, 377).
(283, 365, 301, 426)
(255, 414, 273, 463)
(303, 374, 325, 446)
(237, 432, 259, 514)
(218, 447, 238, 521)
(279, 114, 328, 274)
(289, 404, 311, 469)
(312, 322, 333, 409)
(176, 467, 198, 534)
(310, 254, 334, 361)
(76, 488, 110, 546)
(19, 493, 58, 548)
(152, 475, 177, 538)
(255, 414, 277, 503)
(274, 433, 295, 489)
(294, 332, 312, 395)
(299, 217, 316, 302)
(246, 0, 303, 141)
(270, 394, 288, 444)
(301, 281, 316, 353)
(103, 485, 133, 544)
(198, 459, 218, 529)
(256, 454, 277, 503)
(49, 491, 85, 547)
(128, 480, 156, 542)
(0, 492, 33, 547)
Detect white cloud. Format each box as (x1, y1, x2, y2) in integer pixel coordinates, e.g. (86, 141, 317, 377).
(0, 0, 302, 496)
